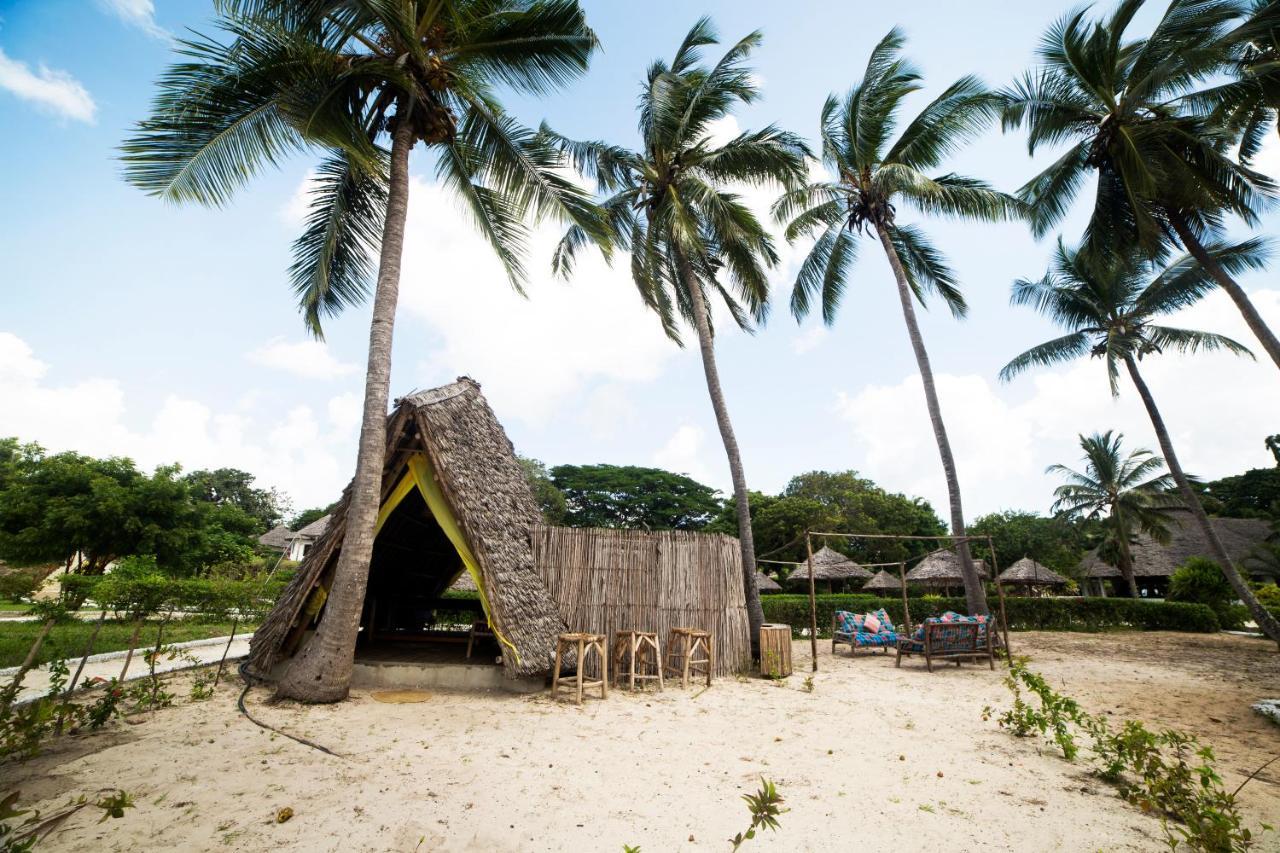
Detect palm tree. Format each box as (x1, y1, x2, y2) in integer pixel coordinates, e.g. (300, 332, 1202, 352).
(1048, 431, 1180, 597)
(773, 29, 1024, 616)
(546, 19, 808, 648)
(1000, 0, 1280, 372)
(1000, 238, 1280, 643)
(1194, 0, 1280, 166)
(122, 1, 605, 702)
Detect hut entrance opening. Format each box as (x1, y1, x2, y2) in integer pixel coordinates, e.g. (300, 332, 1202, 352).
(355, 457, 499, 667)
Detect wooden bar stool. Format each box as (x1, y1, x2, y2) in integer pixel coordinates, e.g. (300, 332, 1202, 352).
(612, 630, 663, 692)
(664, 628, 713, 689)
(550, 632, 608, 705)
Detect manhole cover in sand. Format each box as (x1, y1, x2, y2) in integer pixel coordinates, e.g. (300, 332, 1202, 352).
(371, 690, 433, 704)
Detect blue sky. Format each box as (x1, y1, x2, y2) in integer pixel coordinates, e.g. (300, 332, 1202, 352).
(1, 0, 1278, 520)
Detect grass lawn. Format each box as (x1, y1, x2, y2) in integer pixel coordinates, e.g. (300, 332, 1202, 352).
(0, 619, 254, 668)
(0, 602, 34, 612)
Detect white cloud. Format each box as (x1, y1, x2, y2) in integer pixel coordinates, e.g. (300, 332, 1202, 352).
(791, 324, 828, 354)
(280, 170, 318, 228)
(0, 332, 356, 509)
(832, 288, 1280, 518)
(396, 175, 676, 424)
(652, 423, 722, 489)
(247, 338, 358, 380)
(0, 48, 95, 123)
(97, 0, 168, 39)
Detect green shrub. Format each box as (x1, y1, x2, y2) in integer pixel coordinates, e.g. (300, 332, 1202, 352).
(760, 594, 1220, 636)
(1254, 584, 1280, 610)
(0, 569, 42, 604)
(1168, 557, 1241, 628)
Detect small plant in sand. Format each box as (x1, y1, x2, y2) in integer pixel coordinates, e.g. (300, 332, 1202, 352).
(731, 778, 786, 850)
(802, 676, 814, 694)
(988, 662, 1270, 852)
(1, 789, 133, 851)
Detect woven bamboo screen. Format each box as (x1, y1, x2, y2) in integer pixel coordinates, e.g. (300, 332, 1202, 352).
(531, 525, 751, 676)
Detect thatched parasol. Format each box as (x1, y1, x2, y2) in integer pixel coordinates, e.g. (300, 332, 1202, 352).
(755, 571, 782, 593)
(862, 568, 903, 592)
(905, 550, 991, 586)
(785, 546, 873, 586)
(998, 557, 1069, 586)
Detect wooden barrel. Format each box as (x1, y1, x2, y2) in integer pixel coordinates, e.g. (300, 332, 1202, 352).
(759, 624, 793, 677)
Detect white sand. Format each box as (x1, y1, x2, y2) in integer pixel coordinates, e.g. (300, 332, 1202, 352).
(7, 632, 1278, 852)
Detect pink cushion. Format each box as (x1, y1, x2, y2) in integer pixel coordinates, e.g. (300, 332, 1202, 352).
(863, 612, 881, 634)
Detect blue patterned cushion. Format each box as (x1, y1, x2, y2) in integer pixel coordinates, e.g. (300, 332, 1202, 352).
(835, 610, 859, 635)
(872, 607, 895, 634)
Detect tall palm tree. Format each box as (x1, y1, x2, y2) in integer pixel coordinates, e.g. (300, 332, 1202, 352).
(773, 29, 1024, 616)
(1000, 0, 1280, 372)
(122, 0, 605, 702)
(1194, 0, 1280, 166)
(1048, 431, 1180, 597)
(546, 19, 808, 648)
(1000, 238, 1280, 643)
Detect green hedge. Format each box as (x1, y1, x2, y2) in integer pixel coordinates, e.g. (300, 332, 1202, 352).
(761, 594, 1221, 637)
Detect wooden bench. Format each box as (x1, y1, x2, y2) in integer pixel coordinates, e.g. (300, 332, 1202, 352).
(895, 620, 994, 672)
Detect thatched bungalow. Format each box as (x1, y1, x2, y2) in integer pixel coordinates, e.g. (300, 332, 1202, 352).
(784, 546, 872, 592)
(905, 549, 991, 592)
(998, 557, 1069, 595)
(1081, 511, 1275, 597)
(755, 571, 782, 593)
(257, 524, 294, 552)
(249, 378, 750, 686)
(862, 569, 903, 593)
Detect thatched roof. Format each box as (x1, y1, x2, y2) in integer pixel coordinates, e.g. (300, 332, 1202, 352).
(448, 571, 477, 592)
(785, 546, 873, 584)
(998, 557, 1069, 586)
(1082, 511, 1275, 579)
(905, 550, 991, 585)
(294, 514, 331, 539)
(257, 524, 294, 550)
(862, 569, 903, 591)
(755, 571, 782, 592)
(249, 377, 565, 679)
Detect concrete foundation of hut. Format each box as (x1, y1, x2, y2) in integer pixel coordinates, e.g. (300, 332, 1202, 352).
(351, 642, 543, 694)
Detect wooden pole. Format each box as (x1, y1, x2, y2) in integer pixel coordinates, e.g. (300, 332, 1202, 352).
(988, 536, 1012, 664)
(213, 618, 239, 688)
(805, 532, 818, 673)
(898, 561, 911, 634)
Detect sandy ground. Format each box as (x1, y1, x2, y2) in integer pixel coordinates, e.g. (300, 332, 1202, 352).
(6, 631, 1279, 852)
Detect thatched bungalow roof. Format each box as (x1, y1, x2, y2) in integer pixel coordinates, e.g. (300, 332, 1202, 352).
(785, 546, 873, 585)
(1082, 511, 1275, 579)
(294, 514, 331, 540)
(862, 569, 903, 592)
(257, 524, 294, 551)
(905, 550, 991, 586)
(755, 571, 782, 592)
(999, 557, 1069, 586)
(249, 377, 565, 679)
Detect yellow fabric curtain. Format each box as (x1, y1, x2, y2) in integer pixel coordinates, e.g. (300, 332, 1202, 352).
(374, 453, 518, 662)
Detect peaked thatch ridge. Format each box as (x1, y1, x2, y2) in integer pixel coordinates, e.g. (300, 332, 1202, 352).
(249, 377, 565, 679)
(998, 557, 1069, 586)
(785, 546, 873, 584)
(905, 549, 991, 585)
(862, 569, 903, 591)
(1082, 511, 1275, 579)
(257, 524, 294, 550)
(294, 514, 331, 539)
(755, 571, 782, 592)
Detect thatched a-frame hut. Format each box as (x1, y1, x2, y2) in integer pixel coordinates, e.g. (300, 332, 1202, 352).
(1081, 510, 1275, 595)
(862, 569, 903, 592)
(905, 550, 990, 588)
(257, 524, 294, 552)
(785, 546, 872, 591)
(998, 557, 1069, 588)
(250, 377, 751, 683)
(755, 571, 782, 593)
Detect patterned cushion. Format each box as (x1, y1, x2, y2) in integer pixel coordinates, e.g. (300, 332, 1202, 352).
(872, 607, 895, 634)
(853, 631, 898, 647)
(835, 610, 860, 635)
(863, 612, 882, 634)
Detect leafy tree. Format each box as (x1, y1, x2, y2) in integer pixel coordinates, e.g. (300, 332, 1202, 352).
(184, 468, 289, 532)
(546, 18, 808, 643)
(1001, 240, 1280, 642)
(124, 0, 604, 703)
(1044, 432, 1180, 597)
(1199, 467, 1280, 518)
(1266, 434, 1280, 466)
(1168, 556, 1239, 627)
(775, 30, 1023, 615)
(968, 510, 1089, 579)
(291, 505, 337, 530)
(1000, 0, 1280, 371)
(550, 464, 721, 530)
(712, 471, 946, 567)
(518, 457, 566, 525)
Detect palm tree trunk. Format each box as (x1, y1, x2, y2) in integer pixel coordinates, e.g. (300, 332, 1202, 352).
(874, 224, 988, 615)
(1112, 509, 1140, 598)
(1169, 212, 1280, 373)
(675, 249, 765, 654)
(276, 115, 415, 703)
(1123, 355, 1280, 645)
